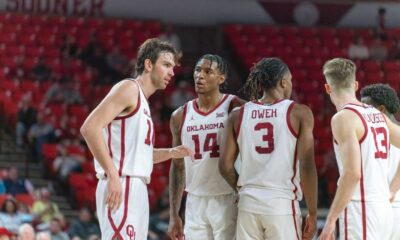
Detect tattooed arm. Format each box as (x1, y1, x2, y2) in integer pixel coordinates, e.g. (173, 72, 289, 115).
(167, 106, 186, 240)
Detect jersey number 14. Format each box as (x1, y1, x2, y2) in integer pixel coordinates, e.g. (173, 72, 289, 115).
(192, 133, 219, 160)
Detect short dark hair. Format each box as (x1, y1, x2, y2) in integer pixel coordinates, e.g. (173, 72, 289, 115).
(196, 54, 228, 90)
(242, 57, 289, 100)
(135, 38, 181, 75)
(360, 83, 400, 114)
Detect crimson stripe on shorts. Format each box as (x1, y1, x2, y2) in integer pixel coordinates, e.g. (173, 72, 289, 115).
(107, 176, 131, 239)
(291, 200, 300, 240)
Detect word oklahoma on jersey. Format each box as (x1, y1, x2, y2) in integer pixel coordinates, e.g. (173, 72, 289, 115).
(95, 80, 155, 182)
(236, 99, 302, 201)
(334, 103, 390, 202)
(181, 94, 237, 196)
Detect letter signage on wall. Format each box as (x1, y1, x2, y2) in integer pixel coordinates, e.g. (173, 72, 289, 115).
(4, 0, 105, 16)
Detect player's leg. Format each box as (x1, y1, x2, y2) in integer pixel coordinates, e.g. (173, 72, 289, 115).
(184, 194, 212, 240)
(209, 194, 238, 240)
(236, 210, 263, 240)
(263, 214, 301, 240)
(99, 177, 149, 240)
(96, 179, 109, 237)
(365, 201, 392, 240)
(390, 207, 400, 239)
(338, 201, 363, 240)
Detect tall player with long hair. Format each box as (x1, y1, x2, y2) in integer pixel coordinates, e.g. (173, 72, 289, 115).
(220, 57, 318, 240)
(81, 39, 193, 239)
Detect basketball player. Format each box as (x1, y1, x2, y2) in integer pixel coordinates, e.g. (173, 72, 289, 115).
(360, 83, 400, 240)
(318, 58, 400, 240)
(80, 38, 193, 240)
(168, 54, 245, 240)
(219, 57, 318, 240)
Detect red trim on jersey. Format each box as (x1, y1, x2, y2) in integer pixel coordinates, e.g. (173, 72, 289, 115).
(343, 107, 368, 143)
(253, 98, 285, 106)
(193, 94, 228, 116)
(236, 105, 245, 139)
(291, 143, 300, 240)
(381, 112, 388, 124)
(359, 149, 367, 240)
(136, 79, 149, 102)
(118, 119, 126, 176)
(107, 176, 131, 239)
(291, 200, 300, 240)
(108, 123, 113, 158)
(344, 208, 348, 240)
(286, 102, 298, 138)
(291, 142, 299, 198)
(179, 103, 188, 141)
(115, 82, 141, 120)
(228, 95, 237, 113)
(344, 103, 368, 109)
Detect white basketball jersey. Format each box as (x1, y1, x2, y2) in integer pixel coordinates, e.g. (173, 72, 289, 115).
(95, 80, 154, 183)
(181, 94, 237, 196)
(236, 99, 302, 200)
(334, 103, 390, 202)
(389, 145, 400, 206)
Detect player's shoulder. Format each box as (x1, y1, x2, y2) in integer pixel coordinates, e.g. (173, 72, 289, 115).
(290, 101, 313, 119)
(229, 95, 246, 107)
(110, 79, 140, 96)
(331, 109, 360, 127)
(115, 78, 139, 89)
(171, 103, 190, 126)
(228, 95, 246, 113)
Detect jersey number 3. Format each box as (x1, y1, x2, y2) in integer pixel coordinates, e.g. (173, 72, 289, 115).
(255, 122, 274, 154)
(371, 126, 388, 159)
(192, 133, 219, 160)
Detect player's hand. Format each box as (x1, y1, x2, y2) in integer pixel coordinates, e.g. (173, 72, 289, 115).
(168, 216, 184, 240)
(390, 191, 395, 202)
(170, 145, 194, 161)
(302, 214, 317, 240)
(318, 220, 335, 240)
(106, 172, 122, 211)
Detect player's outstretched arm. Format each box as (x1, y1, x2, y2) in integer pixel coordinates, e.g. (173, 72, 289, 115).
(167, 107, 186, 240)
(80, 80, 139, 211)
(291, 104, 317, 240)
(153, 146, 194, 164)
(319, 110, 362, 240)
(219, 108, 240, 192)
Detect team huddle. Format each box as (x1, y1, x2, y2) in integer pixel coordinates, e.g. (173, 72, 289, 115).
(80, 38, 400, 240)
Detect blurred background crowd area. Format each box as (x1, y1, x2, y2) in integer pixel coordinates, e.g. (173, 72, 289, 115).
(0, 0, 400, 239)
